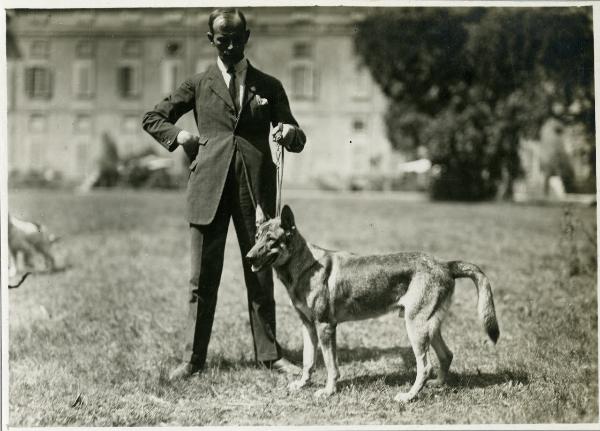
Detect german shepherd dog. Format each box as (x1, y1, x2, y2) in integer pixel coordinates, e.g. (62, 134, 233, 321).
(246, 205, 499, 402)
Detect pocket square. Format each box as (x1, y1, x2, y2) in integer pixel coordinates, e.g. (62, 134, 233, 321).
(255, 95, 269, 106)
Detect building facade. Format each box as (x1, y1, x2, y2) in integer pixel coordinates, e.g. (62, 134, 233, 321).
(7, 7, 394, 186)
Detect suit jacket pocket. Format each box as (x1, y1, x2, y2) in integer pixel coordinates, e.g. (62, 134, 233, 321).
(189, 135, 209, 171)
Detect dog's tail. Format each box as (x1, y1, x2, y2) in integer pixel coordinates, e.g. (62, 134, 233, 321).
(447, 261, 499, 344)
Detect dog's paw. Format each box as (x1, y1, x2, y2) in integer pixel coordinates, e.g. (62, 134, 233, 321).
(394, 392, 415, 403)
(425, 377, 446, 387)
(314, 388, 335, 398)
(288, 379, 308, 391)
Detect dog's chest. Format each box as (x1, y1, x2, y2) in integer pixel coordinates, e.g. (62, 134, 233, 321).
(277, 267, 326, 321)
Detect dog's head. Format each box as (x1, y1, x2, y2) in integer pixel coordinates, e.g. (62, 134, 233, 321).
(246, 204, 297, 272)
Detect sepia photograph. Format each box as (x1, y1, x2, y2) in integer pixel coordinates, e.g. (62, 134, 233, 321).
(2, 2, 598, 427)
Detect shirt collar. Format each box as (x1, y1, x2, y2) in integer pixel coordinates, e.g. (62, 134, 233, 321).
(217, 56, 248, 75)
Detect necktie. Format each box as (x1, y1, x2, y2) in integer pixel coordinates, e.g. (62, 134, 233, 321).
(227, 65, 238, 114)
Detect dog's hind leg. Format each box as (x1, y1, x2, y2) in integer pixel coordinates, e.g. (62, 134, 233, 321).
(427, 328, 453, 386)
(394, 315, 434, 403)
(289, 319, 318, 391)
(395, 273, 436, 403)
(314, 322, 339, 398)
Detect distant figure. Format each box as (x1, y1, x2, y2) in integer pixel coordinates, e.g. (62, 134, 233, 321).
(78, 132, 120, 192)
(142, 7, 307, 380)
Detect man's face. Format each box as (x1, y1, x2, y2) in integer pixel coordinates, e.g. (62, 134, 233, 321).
(207, 15, 250, 66)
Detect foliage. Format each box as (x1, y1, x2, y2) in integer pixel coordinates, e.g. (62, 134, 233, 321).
(355, 7, 594, 200)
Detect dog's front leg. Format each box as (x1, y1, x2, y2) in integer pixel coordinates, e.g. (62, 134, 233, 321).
(288, 320, 318, 391)
(315, 322, 339, 398)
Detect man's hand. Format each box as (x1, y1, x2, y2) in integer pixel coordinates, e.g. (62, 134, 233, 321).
(177, 130, 201, 161)
(177, 130, 199, 147)
(272, 123, 305, 152)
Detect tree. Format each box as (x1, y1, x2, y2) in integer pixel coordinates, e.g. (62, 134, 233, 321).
(355, 7, 594, 200)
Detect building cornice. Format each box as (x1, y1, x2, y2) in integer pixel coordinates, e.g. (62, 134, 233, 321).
(11, 7, 367, 38)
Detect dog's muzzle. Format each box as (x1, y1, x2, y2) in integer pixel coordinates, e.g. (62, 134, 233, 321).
(246, 247, 279, 272)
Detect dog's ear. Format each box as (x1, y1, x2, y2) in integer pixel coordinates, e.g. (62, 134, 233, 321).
(280, 205, 295, 230)
(255, 204, 267, 227)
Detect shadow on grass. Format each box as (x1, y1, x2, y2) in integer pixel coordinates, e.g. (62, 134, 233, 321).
(284, 345, 528, 392)
(284, 346, 416, 367)
(338, 368, 529, 391)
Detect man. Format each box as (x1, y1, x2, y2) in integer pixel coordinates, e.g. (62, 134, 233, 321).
(142, 8, 306, 380)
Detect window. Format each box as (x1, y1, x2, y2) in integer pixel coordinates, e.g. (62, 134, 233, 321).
(118, 63, 141, 98)
(293, 42, 312, 59)
(24, 66, 53, 99)
(166, 41, 182, 57)
(30, 40, 50, 59)
(161, 60, 181, 95)
(73, 60, 95, 98)
(352, 118, 367, 133)
(291, 63, 315, 99)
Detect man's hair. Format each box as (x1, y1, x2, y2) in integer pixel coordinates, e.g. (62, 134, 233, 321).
(208, 8, 247, 33)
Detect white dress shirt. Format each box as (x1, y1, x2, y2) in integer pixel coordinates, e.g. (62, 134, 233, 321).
(216, 56, 248, 110)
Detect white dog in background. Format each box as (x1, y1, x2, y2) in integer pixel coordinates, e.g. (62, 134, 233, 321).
(8, 214, 58, 277)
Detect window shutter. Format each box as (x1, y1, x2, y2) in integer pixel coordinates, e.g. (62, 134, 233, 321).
(25, 67, 34, 98)
(87, 62, 95, 97)
(46, 68, 53, 99)
(118, 66, 127, 97)
(131, 65, 139, 96)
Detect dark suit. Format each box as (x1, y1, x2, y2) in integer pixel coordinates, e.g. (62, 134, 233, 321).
(142, 61, 305, 367)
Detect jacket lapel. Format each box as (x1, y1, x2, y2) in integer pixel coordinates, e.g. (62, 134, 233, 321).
(207, 64, 235, 111)
(240, 63, 260, 115)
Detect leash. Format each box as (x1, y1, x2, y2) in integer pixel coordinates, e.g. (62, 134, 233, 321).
(273, 122, 285, 217)
(239, 122, 285, 217)
(8, 272, 30, 289)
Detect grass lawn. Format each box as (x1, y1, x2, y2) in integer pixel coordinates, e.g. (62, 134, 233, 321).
(6, 189, 598, 426)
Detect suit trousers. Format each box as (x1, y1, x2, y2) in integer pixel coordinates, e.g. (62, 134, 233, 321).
(183, 148, 280, 368)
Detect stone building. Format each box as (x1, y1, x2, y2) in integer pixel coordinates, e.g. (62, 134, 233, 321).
(7, 7, 394, 187)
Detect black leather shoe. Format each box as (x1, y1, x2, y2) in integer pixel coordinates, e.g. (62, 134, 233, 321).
(168, 362, 202, 382)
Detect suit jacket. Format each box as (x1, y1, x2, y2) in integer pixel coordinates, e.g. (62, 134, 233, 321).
(142, 62, 304, 225)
